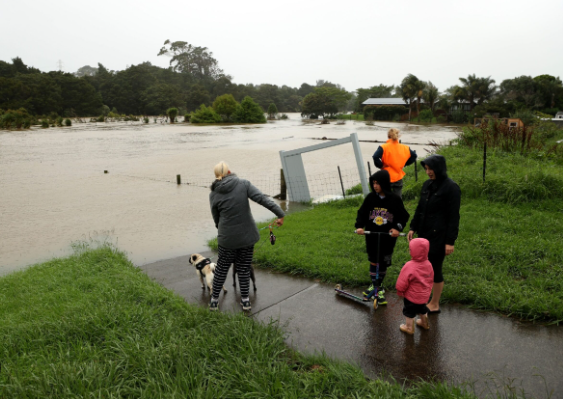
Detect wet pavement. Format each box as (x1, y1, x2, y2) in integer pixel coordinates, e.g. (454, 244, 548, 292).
(141, 251, 563, 399)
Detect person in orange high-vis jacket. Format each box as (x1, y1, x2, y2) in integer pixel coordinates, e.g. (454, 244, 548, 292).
(372, 128, 417, 198)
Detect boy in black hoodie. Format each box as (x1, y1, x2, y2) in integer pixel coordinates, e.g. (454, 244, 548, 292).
(355, 170, 410, 304)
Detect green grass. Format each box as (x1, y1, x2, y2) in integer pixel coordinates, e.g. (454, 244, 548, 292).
(241, 145, 563, 323)
(336, 113, 365, 121)
(1, 246, 478, 398)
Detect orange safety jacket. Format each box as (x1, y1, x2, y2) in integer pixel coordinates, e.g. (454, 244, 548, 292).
(380, 140, 412, 183)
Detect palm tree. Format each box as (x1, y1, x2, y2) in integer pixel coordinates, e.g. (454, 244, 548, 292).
(423, 81, 439, 112)
(459, 74, 496, 110)
(399, 74, 420, 121)
(413, 79, 425, 117)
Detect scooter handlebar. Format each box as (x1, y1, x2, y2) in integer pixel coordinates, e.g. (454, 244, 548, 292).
(355, 230, 406, 236)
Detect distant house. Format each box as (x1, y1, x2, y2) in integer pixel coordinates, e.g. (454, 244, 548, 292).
(555, 111, 563, 119)
(474, 117, 524, 128)
(362, 98, 425, 106)
(450, 100, 476, 112)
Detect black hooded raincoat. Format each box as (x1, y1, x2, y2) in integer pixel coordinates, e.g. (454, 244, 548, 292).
(409, 155, 461, 255)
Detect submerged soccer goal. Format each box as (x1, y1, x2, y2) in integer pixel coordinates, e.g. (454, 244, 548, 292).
(279, 132, 369, 202)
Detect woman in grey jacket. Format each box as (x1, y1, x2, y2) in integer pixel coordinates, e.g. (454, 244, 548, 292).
(209, 161, 285, 312)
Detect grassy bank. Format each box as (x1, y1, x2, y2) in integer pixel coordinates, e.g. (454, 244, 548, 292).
(246, 145, 563, 323)
(0, 246, 475, 398)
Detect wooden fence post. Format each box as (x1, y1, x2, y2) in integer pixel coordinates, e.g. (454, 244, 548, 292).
(280, 169, 287, 200)
(177, 174, 181, 185)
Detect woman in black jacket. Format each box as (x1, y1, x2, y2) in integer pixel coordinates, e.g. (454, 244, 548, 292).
(407, 155, 461, 313)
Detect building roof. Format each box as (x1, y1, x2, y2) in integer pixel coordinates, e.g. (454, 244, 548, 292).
(362, 98, 410, 106)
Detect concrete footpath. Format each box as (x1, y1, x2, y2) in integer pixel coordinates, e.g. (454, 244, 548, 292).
(140, 251, 563, 399)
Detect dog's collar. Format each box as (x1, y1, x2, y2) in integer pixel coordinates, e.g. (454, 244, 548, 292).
(195, 258, 212, 271)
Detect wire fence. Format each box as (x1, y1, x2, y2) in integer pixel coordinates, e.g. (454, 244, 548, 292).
(117, 161, 421, 202)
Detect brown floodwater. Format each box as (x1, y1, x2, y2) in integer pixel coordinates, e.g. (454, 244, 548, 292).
(0, 115, 458, 275)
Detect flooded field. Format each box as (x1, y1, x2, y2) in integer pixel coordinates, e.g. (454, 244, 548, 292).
(0, 115, 458, 275)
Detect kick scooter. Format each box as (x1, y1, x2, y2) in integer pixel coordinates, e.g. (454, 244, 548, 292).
(334, 231, 406, 310)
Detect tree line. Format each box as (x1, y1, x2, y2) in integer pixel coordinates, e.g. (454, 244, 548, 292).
(1, 40, 562, 122)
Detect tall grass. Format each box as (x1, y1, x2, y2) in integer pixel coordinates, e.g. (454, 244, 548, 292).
(0, 246, 478, 398)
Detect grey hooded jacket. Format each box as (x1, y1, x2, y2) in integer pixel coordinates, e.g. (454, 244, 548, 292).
(210, 174, 285, 249)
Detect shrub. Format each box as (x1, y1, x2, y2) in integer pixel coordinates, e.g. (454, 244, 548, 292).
(267, 103, 278, 119)
(64, 118, 72, 126)
(190, 104, 222, 123)
(96, 115, 105, 122)
(416, 109, 434, 122)
(184, 113, 190, 123)
(56, 116, 63, 127)
(541, 108, 559, 117)
(212, 94, 238, 121)
(363, 105, 407, 121)
(450, 109, 470, 123)
(1, 108, 34, 129)
(232, 96, 266, 123)
(41, 120, 49, 128)
(279, 114, 289, 120)
(143, 117, 149, 124)
(166, 107, 178, 123)
(510, 109, 536, 126)
(101, 105, 110, 116)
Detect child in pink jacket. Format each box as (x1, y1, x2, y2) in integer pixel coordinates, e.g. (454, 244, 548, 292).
(396, 238, 434, 334)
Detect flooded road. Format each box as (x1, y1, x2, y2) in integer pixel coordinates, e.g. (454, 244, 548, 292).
(0, 115, 457, 274)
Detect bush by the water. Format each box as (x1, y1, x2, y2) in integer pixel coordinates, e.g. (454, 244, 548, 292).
(267, 103, 278, 119)
(190, 104, 222, 123)
(0, 108, 36, 129)
(212, 94, 238, 121)
(64, 118, 72, 126)
(166, 107, 178, 123)
(450, 109, 471, 123)
(363, 105, 407, 121)
(232, 96, 266, 123)
(414, 109, 435, 123)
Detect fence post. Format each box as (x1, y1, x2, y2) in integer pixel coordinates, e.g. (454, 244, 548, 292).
(176, 174, 181, 185)
(367, 161, 371, 176)
(483, 142, 487, 183)
(337, 166, 346, 198)
(280, 168, 287, 200)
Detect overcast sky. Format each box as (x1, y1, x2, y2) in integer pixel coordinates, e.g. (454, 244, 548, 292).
(2, 0, 562, 92)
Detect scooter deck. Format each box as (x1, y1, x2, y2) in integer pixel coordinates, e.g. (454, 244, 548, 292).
(334, 284, 378, 309)
(335, 288, 368, 303)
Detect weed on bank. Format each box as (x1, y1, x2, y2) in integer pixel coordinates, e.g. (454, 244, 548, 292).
(0, 246, 476, 398)
(249, 146, 563, 323)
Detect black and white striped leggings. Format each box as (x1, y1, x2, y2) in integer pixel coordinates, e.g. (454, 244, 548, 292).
(211, 245, 254, 300)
